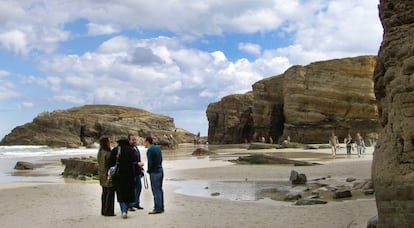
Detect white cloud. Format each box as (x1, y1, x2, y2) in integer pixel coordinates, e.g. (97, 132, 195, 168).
(0, 30, 28, 55)
(36, 35, 292, 113)
(0, 80, 20, 100)
(53, 94, 86, 104)
(87, 23, 119, 36)
(19, 101, 34, 109)
(238, 42, 261, 56)
(0, 70, 10, 77)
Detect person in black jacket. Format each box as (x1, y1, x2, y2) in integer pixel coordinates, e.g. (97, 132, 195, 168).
(128, 133, 145, 211)
(108, 138, 136, 219)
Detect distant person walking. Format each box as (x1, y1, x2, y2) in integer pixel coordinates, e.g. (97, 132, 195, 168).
(97, 136, 116, 216)
(144, 136, 164, 214)
(329, 132, 339, 158)
(344, 133, 353, 156)
(355, 132, 366, 158)
(108, 138, 136, 219)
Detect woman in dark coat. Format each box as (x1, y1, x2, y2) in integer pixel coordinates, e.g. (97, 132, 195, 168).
(97, 136, 115, 216)
(108, 138, 136, 219)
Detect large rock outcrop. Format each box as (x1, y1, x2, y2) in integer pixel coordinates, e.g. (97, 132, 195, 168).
(207, 56, 380, 144)
(0, 105, 194, 148)
(251, 75, 284, 143)
(282, 56, 379, 143)
(207, 93, 254, 144)
(372, 0, 414, 226)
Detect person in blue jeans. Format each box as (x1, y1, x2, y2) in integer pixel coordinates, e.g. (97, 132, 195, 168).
(128, 134, 144, 211)
(108, 138, 136, 219)
(144, 136, 164, 214)
(355, 132, 366, 157)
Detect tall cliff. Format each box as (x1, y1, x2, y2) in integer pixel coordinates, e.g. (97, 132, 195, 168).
(372, 0, 414, 226)
(206, 55, 380, 144)
(1, 105, 193, 148)
(282, 56, 379, 143)
(251, 75, 284, 142)
(206, 93, 254, 144)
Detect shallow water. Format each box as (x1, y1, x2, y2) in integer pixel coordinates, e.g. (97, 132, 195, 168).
(171, 179, 375, 203)
(172, 179, 286, 201)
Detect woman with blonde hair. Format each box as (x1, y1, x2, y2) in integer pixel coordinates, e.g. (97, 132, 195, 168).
(97, 136, 116, 216)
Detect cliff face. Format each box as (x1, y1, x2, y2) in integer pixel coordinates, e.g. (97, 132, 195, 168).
(207, 55, 380, 144)
(282, 56, 379, 143)
(206, 93, 254, 144)
(372, 0, 414, 226)
(251, 75, 284, 142)
(0, 105, 192, 148)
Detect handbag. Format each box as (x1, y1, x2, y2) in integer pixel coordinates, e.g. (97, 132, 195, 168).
(107, 146, 121, 178)
(143, 171, 149, 189)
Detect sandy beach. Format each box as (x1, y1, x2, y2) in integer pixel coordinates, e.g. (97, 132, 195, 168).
(0, 144, 377, 228)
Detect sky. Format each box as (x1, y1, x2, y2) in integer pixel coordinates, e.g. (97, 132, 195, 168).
(0, 0, 383, 139)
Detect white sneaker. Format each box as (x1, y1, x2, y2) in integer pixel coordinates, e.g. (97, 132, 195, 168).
(122, 213, 128, 219)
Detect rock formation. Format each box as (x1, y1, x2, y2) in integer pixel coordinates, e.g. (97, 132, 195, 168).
(61, 157, 98, 179)
(372, 0, 414, 226)
(206, 93, 254, 144)
(252, 75, 284, 143)
(207, 56, 380, 144)
(0, 105, 194, 148)
(282, 56, 379, 143)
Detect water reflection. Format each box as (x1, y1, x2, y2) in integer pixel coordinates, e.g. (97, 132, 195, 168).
(172, 179, 375, 203)
(173, 179, 291, 202)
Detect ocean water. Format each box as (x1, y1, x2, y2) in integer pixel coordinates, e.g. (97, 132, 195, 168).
(0, 145, 152, 183)
(0, 145, 133, 183)
(0, 145, 97, 158)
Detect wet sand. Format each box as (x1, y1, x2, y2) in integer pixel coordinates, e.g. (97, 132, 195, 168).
(0, 144, 377, 228)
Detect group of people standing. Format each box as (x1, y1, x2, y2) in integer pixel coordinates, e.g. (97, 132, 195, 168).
(97, 134, 164, 219)
(329, 132, 366, 158)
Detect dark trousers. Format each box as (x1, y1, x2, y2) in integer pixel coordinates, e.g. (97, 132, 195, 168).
(346, 145, 352, 154)
(129, 176, 142, 208)
(101, 186, 115, 216)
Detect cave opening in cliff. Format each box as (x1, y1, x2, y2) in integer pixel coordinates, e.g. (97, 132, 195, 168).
(270, 105, 284, 142)
(241, 107, 254, 143)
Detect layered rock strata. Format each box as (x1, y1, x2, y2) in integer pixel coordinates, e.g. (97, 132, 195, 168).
(372, 0, 414, 226)
(1, 105, 192, 148)
(207, 56, 380, 144)
(251, 75, 284, 143)
(206, 93, 254, 144)
(282, 56, 379, 143)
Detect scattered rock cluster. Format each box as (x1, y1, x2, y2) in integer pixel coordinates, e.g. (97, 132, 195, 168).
(259, 170, 374, 206)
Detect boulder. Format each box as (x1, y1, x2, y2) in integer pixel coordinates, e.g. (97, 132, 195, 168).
(247, 142, 282, 150)
(332, 190, 352, 199)
(290, 170, 307, 185)
(232, 154, 319, 166)
(14, 161, 35, 170)
(367, 215, 378, 228)
(284, 193, 302, 201)
(192, 148, 216, 156)
(61, 157, 98, 178)
(295, 199, 327, 205)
